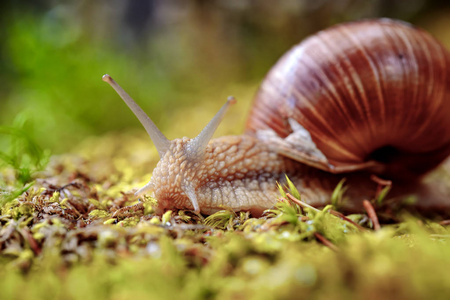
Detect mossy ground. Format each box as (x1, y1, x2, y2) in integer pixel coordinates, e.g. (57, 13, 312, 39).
(1, 131, 450, 300)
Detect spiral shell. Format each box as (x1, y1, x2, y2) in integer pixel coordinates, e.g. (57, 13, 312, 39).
(246, 19, 450, 179)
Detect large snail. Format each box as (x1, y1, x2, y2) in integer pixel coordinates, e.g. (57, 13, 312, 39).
(103, 19, 450, 216)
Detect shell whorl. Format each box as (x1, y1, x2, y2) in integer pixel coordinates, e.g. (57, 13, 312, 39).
(246, 19, 450, 179)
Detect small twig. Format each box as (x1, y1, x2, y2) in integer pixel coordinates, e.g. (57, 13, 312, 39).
(281, 195, 305, 215)
(430, 234, 450, 239)
(363, 200, 381, 231)
(370, 174, 392, 198)
(286, 193, 366, 231)
(300, 216, 310, 222)
(63, 199, 82, 218)
(20, 228, 42, 256)
(439, 220, 450, 226)
(328, 210, 367, 232)
(370, 174, 392, 186)
(112, 202, 145, 218)
(286, 193, 320, 212)
(57, 182, 82, 192)
(314, 232, 339, 252)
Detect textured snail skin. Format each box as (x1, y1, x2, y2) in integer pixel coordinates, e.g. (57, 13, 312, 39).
(149, 135, 295, 215)
(149, 135, 377, 215)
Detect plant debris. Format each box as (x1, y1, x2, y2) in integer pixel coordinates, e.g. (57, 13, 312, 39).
(1, 134, 450, 299)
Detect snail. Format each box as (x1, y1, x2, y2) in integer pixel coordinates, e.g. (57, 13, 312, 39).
(103, 18, 450, 216)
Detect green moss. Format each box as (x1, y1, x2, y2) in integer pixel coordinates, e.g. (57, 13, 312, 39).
(1, 218, 448, 300)
(0, 127, 450, 299)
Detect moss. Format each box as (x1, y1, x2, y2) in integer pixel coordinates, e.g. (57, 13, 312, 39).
(0, 132, 450, 299)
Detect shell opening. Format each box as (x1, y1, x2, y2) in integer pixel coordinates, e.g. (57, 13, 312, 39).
(367, 144, 450, 180)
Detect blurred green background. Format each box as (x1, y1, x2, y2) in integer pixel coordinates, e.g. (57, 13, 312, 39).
(1, 0, 450, 154)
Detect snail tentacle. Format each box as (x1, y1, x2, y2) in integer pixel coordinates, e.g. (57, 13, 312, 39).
(102, 74, 170, 158)
(186, 96, 237, 161)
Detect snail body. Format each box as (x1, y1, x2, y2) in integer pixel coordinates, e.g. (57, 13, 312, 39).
(103, 19, 450, 215)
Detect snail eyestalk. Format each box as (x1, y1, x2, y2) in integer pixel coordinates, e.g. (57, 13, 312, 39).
(102, 74, 170, 158)
(186, 96, 237, 161)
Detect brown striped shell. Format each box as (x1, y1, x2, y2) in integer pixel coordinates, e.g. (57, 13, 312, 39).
(246, 19, 450, 180)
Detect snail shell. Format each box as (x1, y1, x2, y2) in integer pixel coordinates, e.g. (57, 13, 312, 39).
(246, 19, 450, 180)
